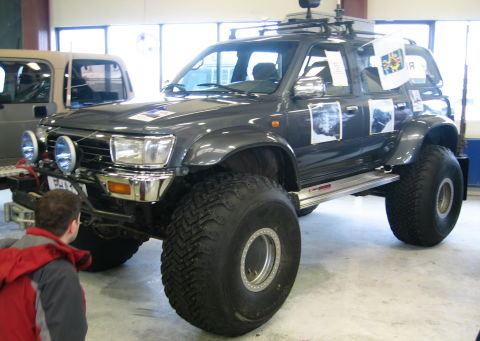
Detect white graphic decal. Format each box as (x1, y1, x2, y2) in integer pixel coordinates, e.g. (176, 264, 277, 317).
(369, 99, 395, 134)
(309, 102, 343, 144)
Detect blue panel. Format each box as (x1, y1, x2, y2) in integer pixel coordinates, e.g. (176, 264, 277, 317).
(464, 139, 480, 188)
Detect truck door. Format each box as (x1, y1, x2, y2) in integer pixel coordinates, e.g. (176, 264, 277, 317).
(353, 43, 413, 169)
(287, 43, 367, 186)
(0, 59, 56, 166)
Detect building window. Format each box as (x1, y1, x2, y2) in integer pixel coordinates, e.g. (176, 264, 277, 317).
(374, 22, 432, 49)
(161, 24, 218, 87)
(58, 28, 106, 54)
(434, 21, 480, 121)
(108, 25, 160, 100)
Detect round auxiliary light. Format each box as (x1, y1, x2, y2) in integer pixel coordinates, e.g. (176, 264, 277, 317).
(54, 136, 77, 173)
(20, 130, 39, 163)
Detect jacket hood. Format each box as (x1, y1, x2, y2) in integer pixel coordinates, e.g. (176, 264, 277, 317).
(0, 227, 91, 288)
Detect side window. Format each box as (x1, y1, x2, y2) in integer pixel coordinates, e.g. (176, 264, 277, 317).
(405, 46, 443, 94)
(299, 45, 351, 97)
(64, 60, 127, 108)
(0, 61, 52, 104)
(407, 55, 429, 85)
(357, 47, 403, 94)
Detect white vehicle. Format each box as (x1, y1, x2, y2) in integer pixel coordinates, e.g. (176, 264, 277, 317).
(0, 49, 134, 181)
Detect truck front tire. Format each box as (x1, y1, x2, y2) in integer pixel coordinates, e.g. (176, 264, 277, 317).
(161, 173, 301, 336)
(386, 145, 463, 246)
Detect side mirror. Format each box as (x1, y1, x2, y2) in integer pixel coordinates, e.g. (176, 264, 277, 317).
(33, 105, 48, 119)
(293, 76, 325, 99)
(0, 93, 12, 104)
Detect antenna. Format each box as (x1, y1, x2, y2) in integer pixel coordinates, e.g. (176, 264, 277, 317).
(66, 44, 73, 109)
(457, 24, 470, 156)
(335, 0, 344, 22)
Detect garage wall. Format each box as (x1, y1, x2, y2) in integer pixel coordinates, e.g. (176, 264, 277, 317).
(368, 0, 480, 20)
(50, 0, 338, 27)
(50, 0, 480, 27)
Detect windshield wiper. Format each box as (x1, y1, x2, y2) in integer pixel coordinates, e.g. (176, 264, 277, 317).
(197, 83, 257, 97)
(163, 83, 190, 96)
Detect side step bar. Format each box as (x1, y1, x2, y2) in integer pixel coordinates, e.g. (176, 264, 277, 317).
(291, 171, 399, 209)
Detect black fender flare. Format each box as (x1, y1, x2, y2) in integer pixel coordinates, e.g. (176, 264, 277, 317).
(386, 115, 458, 166)
(183, 127, 299, 189)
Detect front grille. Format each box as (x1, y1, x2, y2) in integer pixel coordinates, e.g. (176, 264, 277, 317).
(47, 130, 113, 170)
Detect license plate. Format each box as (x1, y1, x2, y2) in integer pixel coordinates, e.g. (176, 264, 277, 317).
(47, 176, 87, 196)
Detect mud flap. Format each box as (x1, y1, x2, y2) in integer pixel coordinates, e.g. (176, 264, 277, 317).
(457, 155, 469, 200)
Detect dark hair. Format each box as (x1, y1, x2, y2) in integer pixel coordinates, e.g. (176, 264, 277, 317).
(35, 189, 82, 237)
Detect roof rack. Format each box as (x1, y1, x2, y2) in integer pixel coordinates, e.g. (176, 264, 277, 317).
(229, 19, 418, 47)
(229, 17, 357, 40)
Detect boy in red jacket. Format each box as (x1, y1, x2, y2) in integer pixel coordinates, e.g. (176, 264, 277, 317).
(0, 189, 92, 341)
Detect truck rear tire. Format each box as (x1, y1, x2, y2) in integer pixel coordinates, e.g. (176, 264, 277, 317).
(385, 145, 463, 246)
(71, 225, 143, 272)
(161, 173, 301, 336)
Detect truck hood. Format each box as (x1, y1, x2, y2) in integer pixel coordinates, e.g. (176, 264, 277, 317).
(43, 96, 257, 135)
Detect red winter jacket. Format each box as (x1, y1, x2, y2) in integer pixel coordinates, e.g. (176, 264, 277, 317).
(0, 227, 91, 341)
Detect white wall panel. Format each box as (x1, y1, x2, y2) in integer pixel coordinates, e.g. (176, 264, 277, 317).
(50, 0, 337, 27)
(368, 0, 480, 20)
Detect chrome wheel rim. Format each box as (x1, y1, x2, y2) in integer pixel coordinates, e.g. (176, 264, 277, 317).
(436, 178, 454, 219)
(240, 228, 281, 293)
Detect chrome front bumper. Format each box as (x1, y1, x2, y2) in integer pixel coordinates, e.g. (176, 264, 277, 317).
(97, 170, 174, 202)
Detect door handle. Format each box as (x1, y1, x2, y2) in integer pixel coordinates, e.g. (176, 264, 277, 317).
(345, 105, 358, 112)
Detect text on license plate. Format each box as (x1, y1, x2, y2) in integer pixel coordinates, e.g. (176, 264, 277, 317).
(47, 177, 87, 196)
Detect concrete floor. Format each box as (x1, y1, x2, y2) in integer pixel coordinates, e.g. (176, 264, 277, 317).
(1, 189, 480, 341)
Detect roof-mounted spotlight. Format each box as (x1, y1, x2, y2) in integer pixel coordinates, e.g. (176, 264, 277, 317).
(299, 0, 321, 19)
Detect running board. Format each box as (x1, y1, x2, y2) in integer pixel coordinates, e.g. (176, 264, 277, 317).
(292, 171, 399, 209)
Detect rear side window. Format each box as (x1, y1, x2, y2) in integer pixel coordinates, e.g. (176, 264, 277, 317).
(405, 46, 443, 89)
(0, 60, 52, 103)
(64, 59, 127, 108)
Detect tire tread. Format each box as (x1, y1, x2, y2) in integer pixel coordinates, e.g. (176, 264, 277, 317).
(161, 173, 289, 336)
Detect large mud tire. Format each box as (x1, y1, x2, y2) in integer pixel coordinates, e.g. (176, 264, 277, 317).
(161, 174, 301, 336)
(386, 145, 463, 246)
(71, 226, 143, 272)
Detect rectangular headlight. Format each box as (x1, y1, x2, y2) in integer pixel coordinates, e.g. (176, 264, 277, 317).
(110, 135, 175, 167)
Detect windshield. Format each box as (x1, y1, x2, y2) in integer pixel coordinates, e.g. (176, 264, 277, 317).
(168, 41, 298, 95)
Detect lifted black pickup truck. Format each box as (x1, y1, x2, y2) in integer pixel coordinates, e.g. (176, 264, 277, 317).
(6, 3, 468, 337)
